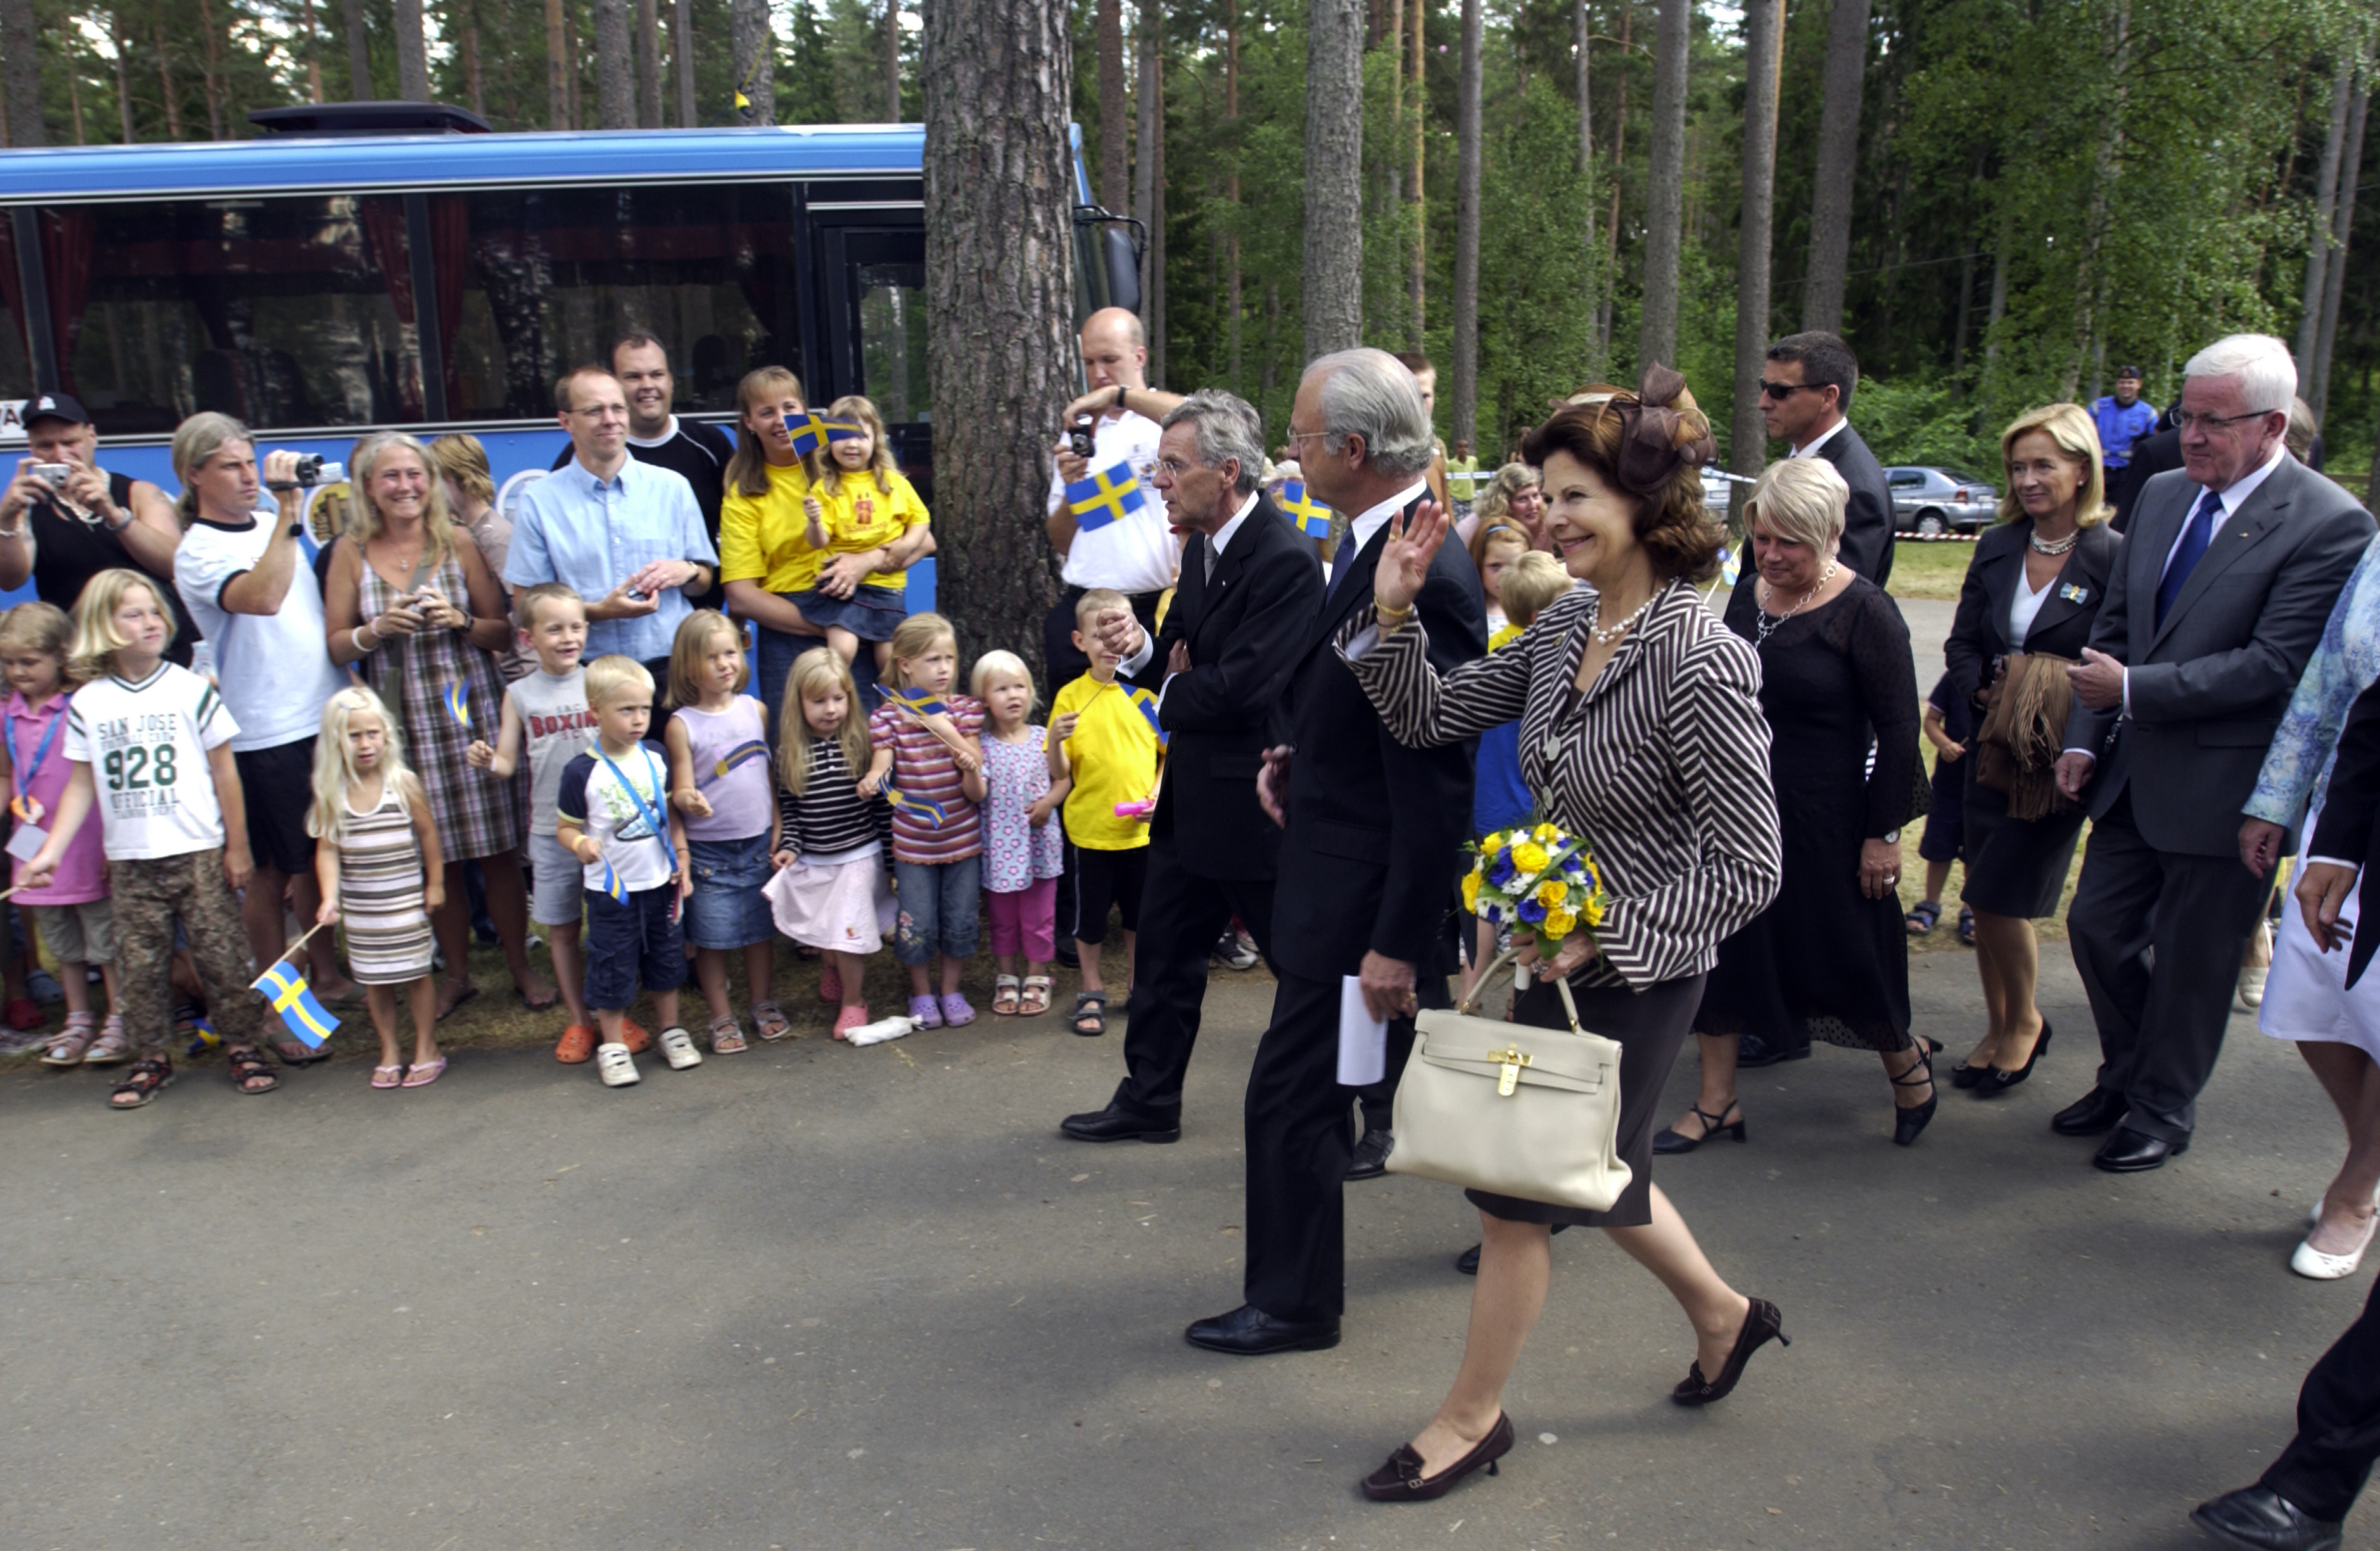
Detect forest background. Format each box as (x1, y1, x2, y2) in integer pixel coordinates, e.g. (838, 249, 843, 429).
(0, 0, 2371, 488)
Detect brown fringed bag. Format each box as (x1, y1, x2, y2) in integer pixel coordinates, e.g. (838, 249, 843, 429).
(1973, 653, 2079, 821)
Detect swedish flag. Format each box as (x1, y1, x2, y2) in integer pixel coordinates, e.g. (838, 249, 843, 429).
(1065, 462, 1146, 533)
(1126, 684, 1169, 748)
(882, 686, 950, 719)
(822, 419, 866, 443)
(443, 679, 472, 731)
(887, 787, 947, 829)
(1277, 480, 1333, 540)
(252, 961, 339, 1050)
(598, 858, 631, 905)
(783, 411, 831, 458)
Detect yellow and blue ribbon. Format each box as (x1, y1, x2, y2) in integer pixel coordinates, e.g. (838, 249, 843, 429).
(251, 961, 339, 1049)
(703, 739, 771, 787)
(1277, 480, 1333, 540)
(886, 787, 947, 829)
(442, 679, 471, 731)
(1064, 462, 1146, 533)
(1125, 684, 1169, 748)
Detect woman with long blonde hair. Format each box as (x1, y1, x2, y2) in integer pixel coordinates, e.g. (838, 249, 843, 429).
(321, 430, 550, 1020)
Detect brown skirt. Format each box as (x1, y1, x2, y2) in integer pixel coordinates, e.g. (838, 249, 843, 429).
(1466, 969, 1707, 1230)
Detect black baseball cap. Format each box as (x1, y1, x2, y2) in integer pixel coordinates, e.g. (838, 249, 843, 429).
(2114, 365, 2143, 379)
(22, 392, 90, 427)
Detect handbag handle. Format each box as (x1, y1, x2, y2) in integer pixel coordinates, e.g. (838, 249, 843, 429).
(1457, 943, 1584, 1035)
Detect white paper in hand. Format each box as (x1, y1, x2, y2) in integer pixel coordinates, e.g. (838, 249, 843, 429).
(1336, 973, 1388, 1086)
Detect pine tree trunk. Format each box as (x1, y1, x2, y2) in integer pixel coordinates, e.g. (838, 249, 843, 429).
(195, 0, 226, 137)
(297, 0, 325, 106)
(153, 17, 183, 137)
(393, 0, 430, 100)
(1150, 47, 1166, 384)
(1227, 0, 1241, 381)
(116, 10, 138, 137)
(1800, 0, 1868, 335)
(1730, 0, 1782, 508)
(2, 0, 43, 147)
(1983, 206, 2009, 368)
(1599, 0, 1628, 355)
(343, 0, 372, 101)
(1133, 2, 1157, 304)
(596, 0, 635, 128)
(1637, 0, 1689, 366)
(1097, 0, 1127, 210)
(923, 0, 1074, 679)
(732, 0, 773, 123)
(547, 0, 571, 127)
(2313, 61, 2368, 417)
(884, 1, 902, 120)
(464, 2, 487, 119)
(2296, 50, 2354, 377)
(1303, 0, 1365, 358)
(1450, 0, 1482, 448)
(637, 0, 665, 126)
(674, 0, 697, 127)
(1575, 0, 1594, 364)
(1407, 0, 1425, 350)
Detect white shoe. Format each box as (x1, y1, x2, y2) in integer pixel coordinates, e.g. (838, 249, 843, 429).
(2292, 1209, 2378, 1280)
(596, 1041, 640, 1087)
(657, 1026, 703, 1070)
(2238, 962, 2269, 1010)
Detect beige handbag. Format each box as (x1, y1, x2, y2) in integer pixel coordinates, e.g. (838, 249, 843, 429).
(1386, 948, 1632, 1211)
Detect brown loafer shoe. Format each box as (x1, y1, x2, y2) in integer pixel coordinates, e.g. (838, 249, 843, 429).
(1360, 1413, 1514, 1503)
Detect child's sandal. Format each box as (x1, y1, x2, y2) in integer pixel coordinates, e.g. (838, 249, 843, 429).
(709, 1013, 748, 1054)
(1018, 976, 1054, 1017)
(109, 1058, 173, 1109)
(41, 1013, 95, 1067)
(401, 1056, 447, 1087)
(225, 1048, 280, 1094)
(1904, 901, 1941, 936)
(992, 975, 1022, 1016)
(371, 1064, 404, 1089)
(82, 1022, 133, 1066)
(1071, 990, 1108, 1037)
(751, 1000, 790, 1041)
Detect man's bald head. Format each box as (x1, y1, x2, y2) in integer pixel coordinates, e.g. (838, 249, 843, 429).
(1078, 306, 1148, 400)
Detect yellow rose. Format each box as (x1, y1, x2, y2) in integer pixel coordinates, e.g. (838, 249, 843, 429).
(1534, 879, 1568, 907)
(1511, 841, 1549, 874)
(1461, 871, 1482, 911)
(1580, 897, 1605, 927)
(1544, 909, 1578, 939)
(1481, 831, 1506, 855)
(1533, 823, 1557, 844)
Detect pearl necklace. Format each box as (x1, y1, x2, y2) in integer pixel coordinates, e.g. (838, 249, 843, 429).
(2029, 525, 2079, 556)
(1590, 590, 1659, 646)
(1754, 562, 1838, 647)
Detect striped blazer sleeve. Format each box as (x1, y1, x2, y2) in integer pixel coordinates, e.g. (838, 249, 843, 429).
(1336, 606, 1534, 747)
(1594, 633, 1782, 990)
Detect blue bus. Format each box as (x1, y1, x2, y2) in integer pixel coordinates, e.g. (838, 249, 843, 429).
(0, 108, 1131, 609)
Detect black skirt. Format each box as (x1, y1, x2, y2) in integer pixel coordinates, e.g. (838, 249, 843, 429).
(1467, 969, 1707, 1231)
(1957, 758, 2086, 919)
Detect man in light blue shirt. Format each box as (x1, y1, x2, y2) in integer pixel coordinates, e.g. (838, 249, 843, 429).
(506, 366, 718, 669)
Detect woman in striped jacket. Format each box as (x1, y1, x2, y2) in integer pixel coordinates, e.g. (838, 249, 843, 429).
(1336, 369, 1787, 1504)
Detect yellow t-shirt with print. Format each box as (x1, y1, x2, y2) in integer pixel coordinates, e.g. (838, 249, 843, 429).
(1052, 672, 1159, 851)
(718, 461, 822, 594)
(813, 467, 930, 591)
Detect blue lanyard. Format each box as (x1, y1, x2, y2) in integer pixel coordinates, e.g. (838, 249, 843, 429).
(596, 745, 676, 867)
(7, 702, 63, 799)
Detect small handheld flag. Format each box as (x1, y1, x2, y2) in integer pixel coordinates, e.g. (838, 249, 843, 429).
(822, 419, 866, 443)
(886, 787, 948, 829)
(1125, 684, 1169, 748)
(883, 686, 951, 719)
(598, 858, 630, 905)
(1064, 462, 1146, 533)
(442, 680, 472, 731)
(783, 411, 829, 458)
(252, 960, 339, 1050)
(1277, 480, 1333, 540)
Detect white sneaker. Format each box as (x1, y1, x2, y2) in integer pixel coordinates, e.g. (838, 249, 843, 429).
(2238, 962, 2269, 1010)
(657, 1026, 703, 1070)
(2291, 1209, 2378, 1280)
(596, 1041, 640, 1087)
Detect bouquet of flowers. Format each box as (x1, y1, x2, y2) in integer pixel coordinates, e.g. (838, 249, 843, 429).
(1462, 821, 1609, 955)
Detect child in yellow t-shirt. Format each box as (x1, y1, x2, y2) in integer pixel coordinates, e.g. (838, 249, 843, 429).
(800, 394, 930, 680)
(1046, 588, 1159, 1037)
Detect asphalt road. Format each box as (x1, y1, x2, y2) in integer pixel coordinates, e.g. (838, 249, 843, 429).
(2, 936, 2372, 1551)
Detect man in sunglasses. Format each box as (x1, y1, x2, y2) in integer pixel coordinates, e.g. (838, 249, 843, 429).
(1757, 332, 1895, 589)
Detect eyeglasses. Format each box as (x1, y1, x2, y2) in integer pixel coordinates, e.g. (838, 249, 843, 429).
(1757, 380, 1821, 400)
(1154, 457, 1207, 478)
(1284, 428, 1328, 449)
(2172, 409, 2272, 436)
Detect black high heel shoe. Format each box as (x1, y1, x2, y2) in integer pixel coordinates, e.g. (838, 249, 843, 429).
(1974, 1020, 2052, 1098)
(1360, 1413, 1514, 1501)
(1672, 1297, 1790, 1406)
(1891, 1043, 1937, 1147)
(1653, 1102, 1746, 1155)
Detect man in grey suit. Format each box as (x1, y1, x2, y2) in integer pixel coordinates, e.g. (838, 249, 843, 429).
(2052, 333, 2376, 1173)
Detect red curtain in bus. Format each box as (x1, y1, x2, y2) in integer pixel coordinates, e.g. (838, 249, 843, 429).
(0, 218, 22, 368)
(37, 210, 93, 395)
(359, 194, 468, 418)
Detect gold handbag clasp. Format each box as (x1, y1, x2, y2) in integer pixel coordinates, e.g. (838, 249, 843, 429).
(1491, 1046, 1533, 1096)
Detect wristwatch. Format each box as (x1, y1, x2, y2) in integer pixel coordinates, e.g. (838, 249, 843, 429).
(1881, 829, 1901, 844)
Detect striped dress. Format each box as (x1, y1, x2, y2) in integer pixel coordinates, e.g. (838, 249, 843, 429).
(358, 548, 521, 863)
(336, 779, 436, 984)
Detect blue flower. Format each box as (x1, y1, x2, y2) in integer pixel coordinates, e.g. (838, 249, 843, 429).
(1516, 897, 1547, 925)
(1489, 854, 1517, 887)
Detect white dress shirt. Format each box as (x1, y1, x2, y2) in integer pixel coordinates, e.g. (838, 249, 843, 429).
(1790, 416, 1851, 460)
(1119, 491, 1262, 689)
(1324, 480, 1431, 589)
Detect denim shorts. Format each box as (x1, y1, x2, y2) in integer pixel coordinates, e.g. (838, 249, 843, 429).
(684, 832, 776, 950)
(583, 882, 689, 1011)
(892, 855, 981, 965)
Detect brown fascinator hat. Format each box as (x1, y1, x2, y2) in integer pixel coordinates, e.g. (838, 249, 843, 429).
(1605, 363, 1718, 497)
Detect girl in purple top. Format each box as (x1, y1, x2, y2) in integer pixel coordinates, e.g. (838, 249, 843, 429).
(665, 610, 786, 1052)
(971, 651, 1067, 1017)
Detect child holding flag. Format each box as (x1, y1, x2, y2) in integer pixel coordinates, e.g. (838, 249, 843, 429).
(1047, 588, 1160, 1037)
(22, 570, 271, 1108)
(972, 650, 1067, 1018)
(797, 395, 932, 679)
(865, 612, 987, 1027)
(309, 684, 447, 1088)
(768, 647, 895, 1038)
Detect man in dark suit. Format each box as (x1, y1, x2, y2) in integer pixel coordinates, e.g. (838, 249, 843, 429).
(1058, 391, 1325, 1144)
(2053, 332, 2374, 1173)
(1184, 348, 1486, 1357)
(1759, 331, 1895, 588)
(2108, 418, 2182, 532)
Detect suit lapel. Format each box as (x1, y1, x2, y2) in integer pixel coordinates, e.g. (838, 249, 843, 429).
(2014, 524, 2111, 643)
(2149, 462, 2296, 654)
(1976, 532, 2024, 648)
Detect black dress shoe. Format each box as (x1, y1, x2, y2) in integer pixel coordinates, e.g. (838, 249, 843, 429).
(1347, 1128, 1394, 1181)
(1184, 1303, 1340, 1356)
(2052, 1086, 2129, 1136)
(2190, 1485, 2344, 1551)
(1734, 1031, 1810, 1069)
(1359, 1412, 1514, 1502)
(1673, 1296, 1790, 1405)
(1975, 1021, 2052, 1098)
(1653, 1102, 1746, 1155)
(2094, 1127, 2188, 1173)
(1059, 1102, 1181, 1143)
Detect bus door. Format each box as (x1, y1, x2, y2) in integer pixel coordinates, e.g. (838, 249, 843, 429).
(808, 211, 930, 608)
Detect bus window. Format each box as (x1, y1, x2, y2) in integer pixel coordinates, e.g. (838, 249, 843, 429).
(30, 196, 420, 435)
(448, 184, 800, 421)
(855, 260, 927, 426)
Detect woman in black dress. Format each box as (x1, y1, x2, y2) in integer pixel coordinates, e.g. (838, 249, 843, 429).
(1941, 404, 2120, 1094)
(1660, 457, 1934, 1149)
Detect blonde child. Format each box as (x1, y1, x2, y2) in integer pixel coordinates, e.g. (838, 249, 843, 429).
(1048, 588, 1158, 1037)
(972, 650, 1066, 1018)
(798, 395, 931, 675)
(467, 582, 604, 1061)
(864, 612, 987, 1027)
(665, 609, 785, 1051)
(310, 684, 448, 1088)
(768, 647, 895, 1039)
(1464, 551, 1571, 1002)
(22, 570, 272, 1108)
(555, 655, 699, 1087)
(0, 603, 122, 1067)
(1469, 521, 1529, 634)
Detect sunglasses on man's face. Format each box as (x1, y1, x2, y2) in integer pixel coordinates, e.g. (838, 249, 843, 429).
(1757, 380, 1822, 400)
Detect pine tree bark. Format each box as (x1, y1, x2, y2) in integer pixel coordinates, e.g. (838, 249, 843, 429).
(392, 0, 429, 100)
(732, 0, 774, 123)
(1097, 0, 1127, 209)
(596, 0, 635, 127)
(195, 0, 226, 136)
(2, 0, 42, 147)
(298, 0, 326, 106)
(1575, 0, 1594, 364)
(1133, 2, 1158, 304)
(1637, 0, 1689, 366)
(115, 9, 138, 136)
(674, 0, 697, 127)
(1227, 0, 1242, 380)
(1303, 0, 1365, 358)
(2312, 60, 2368, 417)
(1800, 0, 1869, 335)
(1450, 0, 1482, 449)
(2297, 49, 2354, 381)
(343, 0, 372, 100)
(637, 0, 665, 126)
(885, 1, 902, 120)
(1150, 44, 1166, 383)
(546, 0, 571, 127)
(923, 0, 1074, 678)
(1730, 0, 1783, 508)
(153, 17, 183, 136)
(1407, 0, 1425, 350)
(1599, 0, 1629, 355)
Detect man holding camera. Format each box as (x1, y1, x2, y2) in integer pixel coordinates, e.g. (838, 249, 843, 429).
(1046, 308, 1177, 692)
(0, 394, 197, 664)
